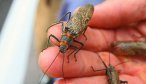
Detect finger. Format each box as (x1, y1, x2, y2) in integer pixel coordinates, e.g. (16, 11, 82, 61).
(39, 46, 125, 78)
(48, 24, 115, 51)
(54, 75, 144, 84)
(89, 0, 146, 28)
(55, 76, 108, 84)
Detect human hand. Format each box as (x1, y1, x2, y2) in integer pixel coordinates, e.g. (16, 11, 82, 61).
(39, 0, 146, 84)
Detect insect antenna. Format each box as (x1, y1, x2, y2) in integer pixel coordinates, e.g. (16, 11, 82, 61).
(90, 53, 106, 72)
(46, 12, 71, 32)
(62, 53, 67, 84)
(109, 47, 113, 67)
(109, 42, 130, 70)
(96, 53, 108, 68)
(109, 45, 129, 67)
(114, 61, 129, 67)
(39, 51, 60, 84)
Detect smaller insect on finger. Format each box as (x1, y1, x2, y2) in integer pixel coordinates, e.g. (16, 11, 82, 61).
(91, 52, 128, 84)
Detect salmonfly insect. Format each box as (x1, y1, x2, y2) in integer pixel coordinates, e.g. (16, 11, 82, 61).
(47, 4, 94, 61)
(39, 4, 94, 84)
(111, 41, 146, 57)
(91, 53, 128, 84)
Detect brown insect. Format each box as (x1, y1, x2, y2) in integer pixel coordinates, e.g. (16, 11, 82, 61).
(111, 41, 146, 57)
(91, 53, 128, 84)
(47, 4, 94, 62)
(39, 4, 94, 84)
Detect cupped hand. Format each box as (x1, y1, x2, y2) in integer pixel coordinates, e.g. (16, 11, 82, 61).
(39, 0, 146, 84)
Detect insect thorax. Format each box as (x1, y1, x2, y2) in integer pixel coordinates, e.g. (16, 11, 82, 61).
(60, 34, 74, 44)
(59, 44, 68, 53)
(107, 66, 120, 84)
(59, 33, 74, 53)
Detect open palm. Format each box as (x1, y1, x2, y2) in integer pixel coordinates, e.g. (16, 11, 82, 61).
(39, 0, 146, 84)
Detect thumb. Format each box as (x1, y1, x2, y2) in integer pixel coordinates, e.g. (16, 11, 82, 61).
(89, 0, 146, 28)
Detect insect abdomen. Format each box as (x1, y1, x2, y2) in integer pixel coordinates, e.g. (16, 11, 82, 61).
(66, 4, 94, 37)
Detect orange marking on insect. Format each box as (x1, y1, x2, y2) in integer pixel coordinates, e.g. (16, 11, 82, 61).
(54, 42, 60, 46)
(59, 42, 69, 47)
(66, 33, 74, 38)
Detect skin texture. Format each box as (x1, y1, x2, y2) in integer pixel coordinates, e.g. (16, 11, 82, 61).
(39, 0, 146, 84)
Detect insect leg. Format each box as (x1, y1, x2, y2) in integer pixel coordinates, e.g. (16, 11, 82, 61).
(72, 40, 84, 61)
(42, 34, 60, 51)
(82, 29, 88, 41)
(47, 34, 60, 47)
(67, 45, 78, 63)
(91, 66, 96, 72)
(90, 66, 106, 72)
(90, 53, 106, 72)
(83, 33, 87, 41)
(66, 40, 84, 62)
